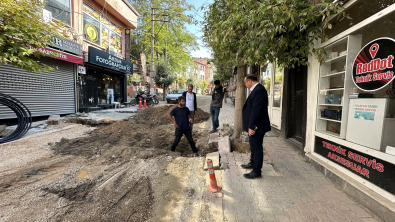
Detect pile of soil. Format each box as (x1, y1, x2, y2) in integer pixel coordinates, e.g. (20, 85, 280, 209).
(51, 106, 211, 163)
(131, 105, 211, 127)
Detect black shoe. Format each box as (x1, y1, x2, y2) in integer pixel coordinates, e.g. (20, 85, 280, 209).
(194, 153, 199, 157)
(209, 129, 217, 133)
(241, 163, 254, 169)
(243, 171, 262, 179)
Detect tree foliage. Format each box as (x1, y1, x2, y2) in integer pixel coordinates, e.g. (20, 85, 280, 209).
(154, 57, 176, 87)
(128, 0, 198, 74)
(0, 0, 63, 72)
(202, 0, 346, 68)
(177, 74, 187, 89)
(201, 80, 208, 94)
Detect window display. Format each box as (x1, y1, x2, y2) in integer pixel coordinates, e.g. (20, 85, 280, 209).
(83, 14, 100, 45)
(83, 3, 123, 57)
(317, 10, 395, 155)
(98, 74, 121, 105)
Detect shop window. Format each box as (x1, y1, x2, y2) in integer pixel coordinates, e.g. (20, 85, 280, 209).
(44, 0, 71, 26)
(317, 9, 395, 154)
(273, 65, 283, 107)
(323, 0, 395, 42)
(83, 14, 100, 45)
(260, 63, 271, 97)
(83, 3, 123, 56)
(98, 74, 122, 104)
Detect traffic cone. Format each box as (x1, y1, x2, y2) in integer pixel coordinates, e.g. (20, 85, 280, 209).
(137, 98, 144, 110)
(143, 98, 147, 108)
(207, 159, 221, 193)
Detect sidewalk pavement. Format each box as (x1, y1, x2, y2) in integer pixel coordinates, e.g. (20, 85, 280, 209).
(210, 100, 377, 222)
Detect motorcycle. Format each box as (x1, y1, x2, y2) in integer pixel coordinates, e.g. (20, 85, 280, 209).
(135, 91, 154, 106)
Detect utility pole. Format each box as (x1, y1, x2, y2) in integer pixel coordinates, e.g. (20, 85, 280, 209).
(150, 8, 155, 95)
(150, 8, 169, 95)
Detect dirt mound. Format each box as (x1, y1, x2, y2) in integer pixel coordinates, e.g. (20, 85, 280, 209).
(51, 106, 211, 163)
(132, 105, 210, 126)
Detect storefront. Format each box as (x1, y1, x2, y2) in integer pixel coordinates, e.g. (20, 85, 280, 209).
(79, 46, 133, 112)
(306, 1, 395, 219)
(0, 37, 83, 120)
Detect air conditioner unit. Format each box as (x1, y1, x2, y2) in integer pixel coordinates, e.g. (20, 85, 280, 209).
(42, 9, 52, 23)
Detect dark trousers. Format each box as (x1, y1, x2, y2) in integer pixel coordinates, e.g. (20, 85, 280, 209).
(171, 128, 198, 153)
(249, 133, 265, 174)
(210, 106, 220, 130)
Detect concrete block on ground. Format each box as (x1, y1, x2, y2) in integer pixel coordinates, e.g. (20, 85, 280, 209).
(47, 115, 60, 125)
(208, 132, 220, 149)
(204, 151, 220, 170)
(218, 136, 231, 157)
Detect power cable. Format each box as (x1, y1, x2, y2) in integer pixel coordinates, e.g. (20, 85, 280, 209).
(0, 93, 32, 144)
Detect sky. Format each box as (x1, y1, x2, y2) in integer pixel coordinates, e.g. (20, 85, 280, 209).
(185, 0, 213, 59)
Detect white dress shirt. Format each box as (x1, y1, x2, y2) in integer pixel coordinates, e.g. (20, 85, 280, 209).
(250, 83, 259, 92)
(186, 92, 195, 111)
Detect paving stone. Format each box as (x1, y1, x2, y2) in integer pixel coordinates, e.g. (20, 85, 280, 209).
(208, 132, 220, 149)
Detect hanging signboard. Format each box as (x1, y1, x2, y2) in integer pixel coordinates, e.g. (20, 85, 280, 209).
(315, 136, 395, 195)
(88, 46, 133, 74)
(49, 36, 82, 55)
(352, 38, 395, 91)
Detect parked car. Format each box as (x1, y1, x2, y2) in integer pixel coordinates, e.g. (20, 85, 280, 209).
(166, 89, 186, 103)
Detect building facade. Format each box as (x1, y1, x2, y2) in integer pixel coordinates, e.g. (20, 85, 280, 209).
(0, 0, 139, 120)
(251, 1, 395, 220)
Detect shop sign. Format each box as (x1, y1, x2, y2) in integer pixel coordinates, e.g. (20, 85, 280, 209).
(78, 66, 86, 74)
(352, 38, 395, 91)
(49, 36, 81, 55)
(315, 136, 395, 195)
(34, 47, 83, 65)
(88, 46, 133, 74)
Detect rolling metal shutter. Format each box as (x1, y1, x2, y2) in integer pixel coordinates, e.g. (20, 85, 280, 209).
(0, 58, 76, 120)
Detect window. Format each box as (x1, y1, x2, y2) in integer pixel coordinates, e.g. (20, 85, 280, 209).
(83, 3, 123, 56)
(260, 63, 271, 97)
(44, 0, 71, 26)
(273, 65, 283, 107)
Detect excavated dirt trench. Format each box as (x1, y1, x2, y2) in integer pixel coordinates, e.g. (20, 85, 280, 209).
(0, 105, 216, 222)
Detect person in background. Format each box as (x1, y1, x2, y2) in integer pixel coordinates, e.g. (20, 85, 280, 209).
(168, 96, 199, 157)
(241, 74, 271, 179)
(210, 80, 236, 133)
(182, 84, 197, 132)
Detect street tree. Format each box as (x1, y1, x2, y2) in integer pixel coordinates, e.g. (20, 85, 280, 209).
(0, 0, 63, 72)
(176, 74, 187, 89)
(201, 80, 209, 94)
(154, 58, 176, 100)
(203, 0, 345, 138)
(128, 0, 199, 75)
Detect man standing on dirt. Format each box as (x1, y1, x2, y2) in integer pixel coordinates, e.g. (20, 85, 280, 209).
(182, 84, 197, 133)
(241, 74, 271, 179)
(210, 80, 236, 133)
(168, 96, 199, 157)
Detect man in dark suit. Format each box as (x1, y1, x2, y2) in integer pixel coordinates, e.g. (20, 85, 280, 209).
(241, 74, 271, 179)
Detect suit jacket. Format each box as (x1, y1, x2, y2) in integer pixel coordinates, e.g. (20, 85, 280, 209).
(242, 84, 271, 134)
(182, 91, 197, 111)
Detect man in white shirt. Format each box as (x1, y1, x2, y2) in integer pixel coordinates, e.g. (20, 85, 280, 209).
(182, 84, 197, 132)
